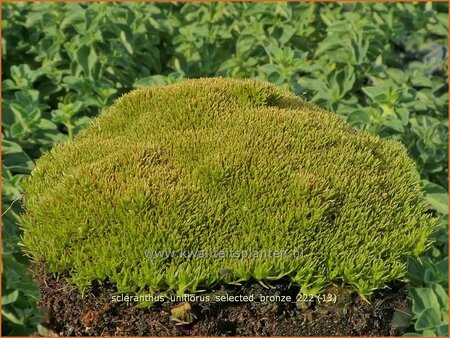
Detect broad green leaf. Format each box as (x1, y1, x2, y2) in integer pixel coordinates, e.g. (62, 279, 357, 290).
(76, 46, 97, 78)
(414, 308, 441, 331)
(432, 284, 448, 310)
(362, 86, 385, 101)
(383, 116, 404, 133)
(411, 287, 439, 315)
(2, 140, 34, 173)
(2, 290, 19, 305)
(437, 324, 448, 336)
(2, 309, 25, 326)
(120, 30, 134, 54)
(423, 181, 448, 215)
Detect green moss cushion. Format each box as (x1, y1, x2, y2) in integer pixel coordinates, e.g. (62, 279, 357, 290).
(21, 78, 435, 296)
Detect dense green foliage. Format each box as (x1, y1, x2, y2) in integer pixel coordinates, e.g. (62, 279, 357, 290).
(2, 2, 448, 336)
(21, 78, 435, 299)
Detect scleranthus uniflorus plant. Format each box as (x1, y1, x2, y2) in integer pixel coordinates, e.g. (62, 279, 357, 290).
(20, 78, 436, 297)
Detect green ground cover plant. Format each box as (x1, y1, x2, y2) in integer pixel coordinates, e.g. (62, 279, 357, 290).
(20, 77, 436, 298)
(2, 2, 448, 336)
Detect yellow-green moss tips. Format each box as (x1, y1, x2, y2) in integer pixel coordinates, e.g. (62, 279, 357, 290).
(20, 78, 436, 296)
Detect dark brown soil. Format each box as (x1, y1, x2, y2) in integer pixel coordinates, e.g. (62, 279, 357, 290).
(34, 265, 410, 336)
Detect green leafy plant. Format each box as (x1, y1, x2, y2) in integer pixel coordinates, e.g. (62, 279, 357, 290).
(2, 2, 447, 336)
(409, 285, 448, 336)
(20, 78, 436, 300)
(2, 140, 41, 336)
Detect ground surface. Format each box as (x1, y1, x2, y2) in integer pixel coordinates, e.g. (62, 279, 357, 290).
(34, 264, 410, 337)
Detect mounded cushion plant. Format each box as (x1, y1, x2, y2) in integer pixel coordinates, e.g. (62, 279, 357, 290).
(21, 78, 436, 297)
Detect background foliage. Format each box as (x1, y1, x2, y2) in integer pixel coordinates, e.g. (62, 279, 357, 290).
(2, 2, 448, 336)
